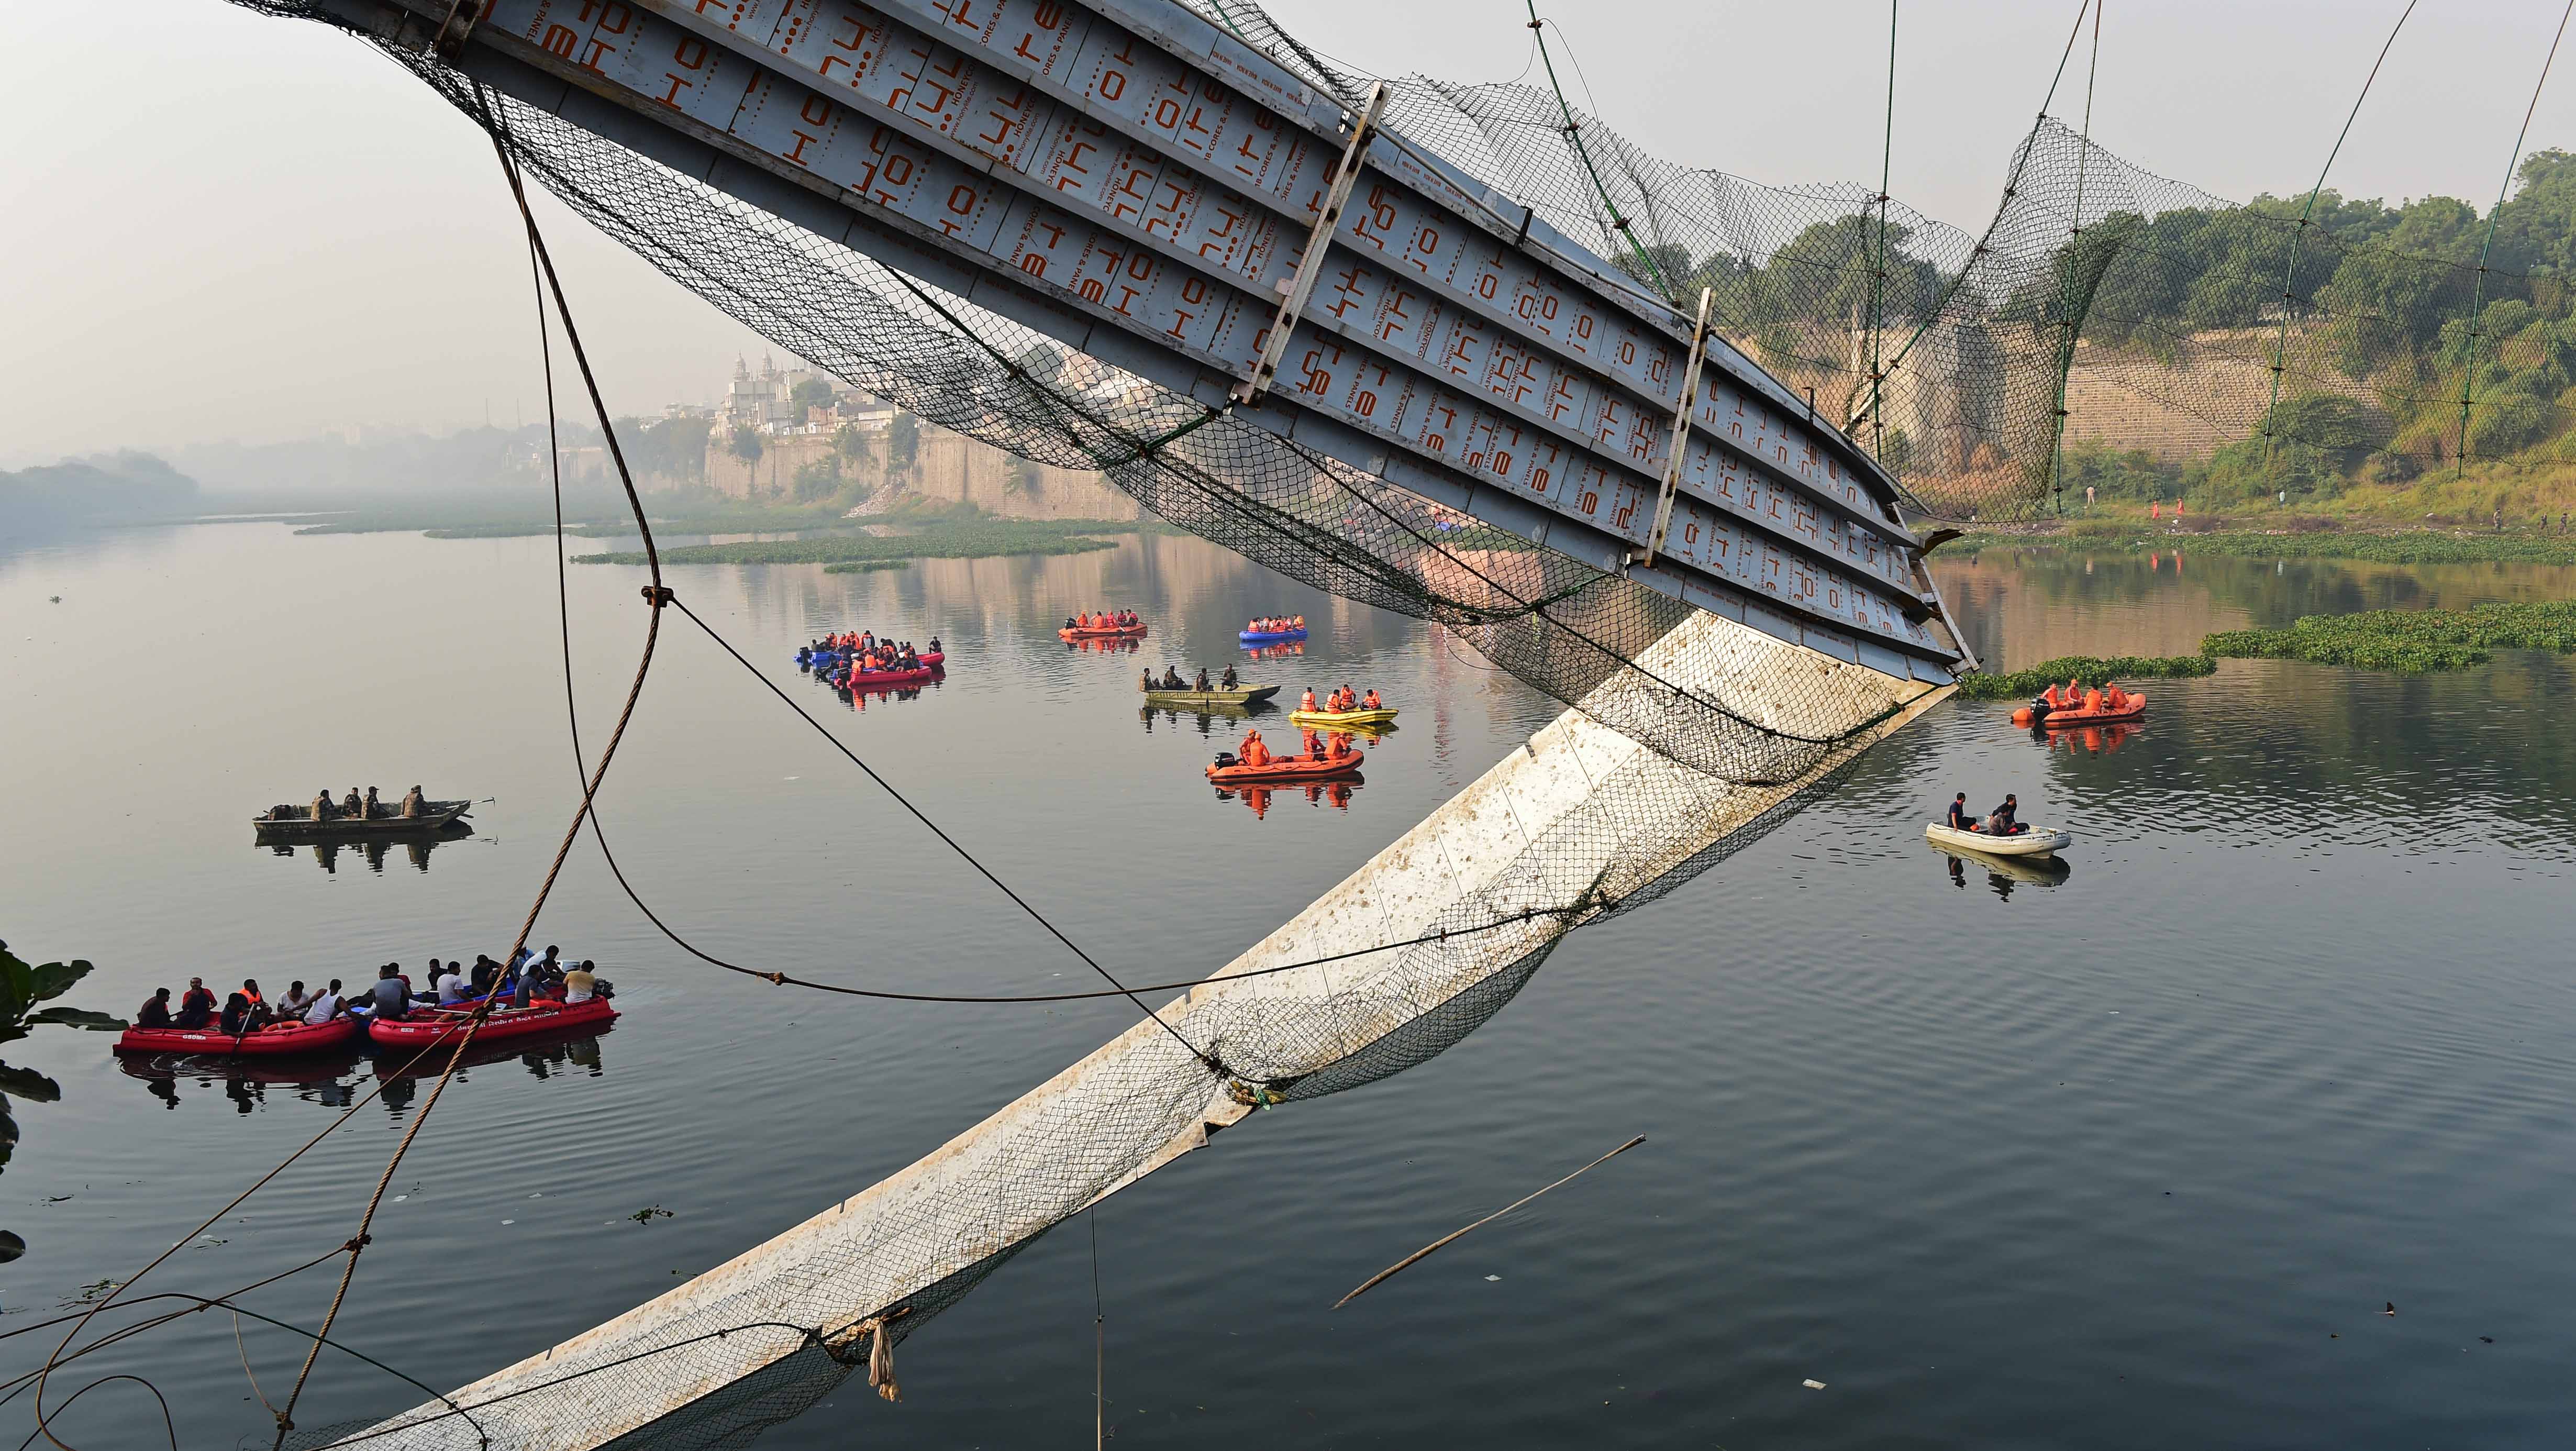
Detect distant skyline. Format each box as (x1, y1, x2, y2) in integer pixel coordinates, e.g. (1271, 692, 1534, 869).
(10, 1, 2576, 468)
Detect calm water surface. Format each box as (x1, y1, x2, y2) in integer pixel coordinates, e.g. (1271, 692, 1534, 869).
(3, 525, 2571, 1449)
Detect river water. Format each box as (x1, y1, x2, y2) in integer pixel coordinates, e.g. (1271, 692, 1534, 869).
(3, 524, 2571, 1449)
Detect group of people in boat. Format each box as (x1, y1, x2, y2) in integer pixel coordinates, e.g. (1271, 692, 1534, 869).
(1067, 608, 1142, 631)
(1946, 792, 2027, 837)
(1230, 727, 1360, 769)
(814, 630, 939, 675)
(1144, 663, 1241, 692)
(277, 784, 434, 823)
(2038, 679, 2135, 716)
(1247, 615, 1305, 634)
(134, 948, 606, 1036)
(1300, 684, 1380, 713)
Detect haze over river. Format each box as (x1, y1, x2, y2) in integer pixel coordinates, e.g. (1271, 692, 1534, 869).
(5, 523, 2572, 1448)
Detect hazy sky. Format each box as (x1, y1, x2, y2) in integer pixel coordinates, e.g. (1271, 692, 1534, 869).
(10, 1, 2576, 467)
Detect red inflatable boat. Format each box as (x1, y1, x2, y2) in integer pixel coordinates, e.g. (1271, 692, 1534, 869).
(2019, 690, 2148, 728)
(114, 1015, 365, 1057)
(1206, 748, 1364, 786)
(835, 664, 940, 690)
(365, 995, 618, 1049)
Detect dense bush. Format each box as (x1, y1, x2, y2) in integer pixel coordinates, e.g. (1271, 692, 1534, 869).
(1953, 653, 2217, 700)
(2203, 600, 2576, 671)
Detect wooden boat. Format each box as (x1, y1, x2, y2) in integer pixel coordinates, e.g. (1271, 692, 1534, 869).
(1923, 822, 2072, 858)
(1288, 706, 1398, 729)
(1140, 683, 1279, 708)
(254, 800, 471, 839)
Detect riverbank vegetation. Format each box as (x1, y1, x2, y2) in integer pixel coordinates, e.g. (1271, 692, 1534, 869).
(1953, 653, 2217, 700)
(1958, 603, 2576, 695)
(1946, 522, 2576, 566)
(573, 515, 1156, 567)
(2204, 600, 2576, 672)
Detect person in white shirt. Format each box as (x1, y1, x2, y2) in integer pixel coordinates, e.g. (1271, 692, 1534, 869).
(279, 980, 313, 1016)
(561, 961, 597, 1004)
(436, 965, 471, 1004)
(304, 980, 345, 1024)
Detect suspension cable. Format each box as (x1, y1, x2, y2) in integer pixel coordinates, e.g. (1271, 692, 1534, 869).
(1524, 1, 1678, 302)
(1867, 0, 1897, 461)
(1850, 0, 2097, 441)
(260, 95, 679, 1449)
(2043, 0, 2104, 516)
(2455, 0, 2576, 477)
(2261, 1, 2420, 479)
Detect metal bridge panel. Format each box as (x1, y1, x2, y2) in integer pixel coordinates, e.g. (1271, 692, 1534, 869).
(395, 0, 1959, 666)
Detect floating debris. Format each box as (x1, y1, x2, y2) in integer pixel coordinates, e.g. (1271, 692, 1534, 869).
(1803, 1379, 1827, 1390)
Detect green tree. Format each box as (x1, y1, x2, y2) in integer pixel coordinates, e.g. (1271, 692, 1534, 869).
(832, 422, 875, 473)
(1611, 241, 1694, 300)
(2260, 392, 2389, 472)
(728, 425, 764, 464)
(2467, 387, 2550, 459)
(793, 456, 843, 502)
(885, 413, 921, 479)
(789, 375, 838, 416)
(2488, 149, 2576, 276)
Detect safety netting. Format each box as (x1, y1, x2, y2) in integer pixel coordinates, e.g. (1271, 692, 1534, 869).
(1203, 0, 2573, 522)
(161, 4, 1987, 1449)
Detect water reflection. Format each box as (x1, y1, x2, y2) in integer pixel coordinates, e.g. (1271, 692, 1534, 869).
(116, 1051, 364, 1111)
(837, 682, 932, 711)
(2033, 721, 2140, 755)
(1933, 841, 2075, 899)
(1064, 636, 1139, 655)
(1241, 640, 1305, 661)
(1138, 703, 1273, 735)
(372, 1027, 616, 1081)
(1215, 778, 1361, 819)
(262, 822, 477, 874)
(111, 1031, 614, 1111)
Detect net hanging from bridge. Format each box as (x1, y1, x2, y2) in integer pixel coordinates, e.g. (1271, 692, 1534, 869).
(167, 7, 1957, 1445)
(1205, 0, 2574, 517)
(170, 1, 2520, 1447)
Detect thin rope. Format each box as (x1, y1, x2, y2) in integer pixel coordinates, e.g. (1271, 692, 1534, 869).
(2456, 0, 2576, 476)
(1868, 0, 1897, 461)
(2044, 0, 2103, 516)
(2262, 0, 2419, 478)
(667, 598, 1225, 1070)
(1851, 0, 2096, 440)
(1089, 1205, 1105, 1451)
(1524, 1, 1678, 302)
(29, 1014, 518, 1449)
(264, 98, 676, 1449)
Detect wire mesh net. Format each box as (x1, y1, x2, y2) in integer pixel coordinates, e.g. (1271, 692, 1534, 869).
(174, 4, 1977, 1448)
(1200, 0, 2572, 521)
